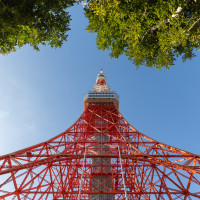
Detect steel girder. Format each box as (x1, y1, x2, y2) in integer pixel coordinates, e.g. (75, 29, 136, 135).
(0, 103, 200, 200)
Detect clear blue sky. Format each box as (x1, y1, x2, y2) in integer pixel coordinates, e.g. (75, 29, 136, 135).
(0, 5, 200, 156)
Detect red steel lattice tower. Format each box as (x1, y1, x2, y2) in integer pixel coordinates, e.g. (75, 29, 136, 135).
(0, 70, 200, 200)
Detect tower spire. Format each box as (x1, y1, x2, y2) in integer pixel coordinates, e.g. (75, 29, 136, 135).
(93, 69, 110, 92)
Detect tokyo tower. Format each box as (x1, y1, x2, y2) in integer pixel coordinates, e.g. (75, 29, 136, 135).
(0, 69, 200, 200)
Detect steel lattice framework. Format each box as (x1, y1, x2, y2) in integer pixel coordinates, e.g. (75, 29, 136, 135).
(0, 70, 200, 200)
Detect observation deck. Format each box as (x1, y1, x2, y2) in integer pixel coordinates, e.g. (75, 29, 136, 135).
(84, 91, 119, 110)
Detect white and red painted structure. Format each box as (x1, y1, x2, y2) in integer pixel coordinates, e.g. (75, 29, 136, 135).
(0, 70, 200, 199)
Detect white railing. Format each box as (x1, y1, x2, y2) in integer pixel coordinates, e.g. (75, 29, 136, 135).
(83, 92, 119, 101)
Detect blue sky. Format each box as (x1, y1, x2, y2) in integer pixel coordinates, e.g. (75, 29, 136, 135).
(0, 4, 200, 156)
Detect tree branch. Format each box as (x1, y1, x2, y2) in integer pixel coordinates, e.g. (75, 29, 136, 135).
(141, 1, 190, 41)
(188, 17, 200, 32)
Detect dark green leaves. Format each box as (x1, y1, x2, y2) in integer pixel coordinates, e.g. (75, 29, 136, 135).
(0, 0, 199, 69)
(0, 0, 76, 54)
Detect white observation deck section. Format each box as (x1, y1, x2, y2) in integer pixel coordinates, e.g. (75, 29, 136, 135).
(84, 92, 119, 110)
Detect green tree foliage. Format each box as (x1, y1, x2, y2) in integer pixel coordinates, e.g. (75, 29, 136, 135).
(0, 0, 76, 54)
(84, 0, 200, 68)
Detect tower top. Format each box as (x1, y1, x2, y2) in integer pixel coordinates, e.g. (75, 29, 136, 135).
(93, 69, 110, 92)
(84, 69, 119, 110)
